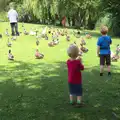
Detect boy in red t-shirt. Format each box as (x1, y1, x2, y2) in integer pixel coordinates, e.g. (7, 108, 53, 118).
(67, 44, 84, 107)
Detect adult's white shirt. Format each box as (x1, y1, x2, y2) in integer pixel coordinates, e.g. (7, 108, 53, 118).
(8, 9, 18, 23)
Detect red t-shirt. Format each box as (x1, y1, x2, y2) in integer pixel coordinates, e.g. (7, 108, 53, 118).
(67, 59, 84, 84)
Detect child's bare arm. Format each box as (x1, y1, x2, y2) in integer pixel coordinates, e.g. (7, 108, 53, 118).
(76, 56, 82, 61)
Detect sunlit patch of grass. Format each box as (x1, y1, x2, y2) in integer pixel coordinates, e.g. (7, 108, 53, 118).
(0, 22, 120, 120)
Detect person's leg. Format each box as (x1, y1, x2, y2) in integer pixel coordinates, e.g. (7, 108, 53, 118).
(106, 55, 111, 76)
(10, 23, 15, 36)
(69, 83, 75, 105)
(108, 66, 111, 72)
(77, 84, 82, 104)
(69, 94, 74, 104)
(100, 55, 105, 76)
(77, 96, 82, 104)
(100, 65, 104, 75)
(15, 23, 19, 36)
(76, 84, 84, 107)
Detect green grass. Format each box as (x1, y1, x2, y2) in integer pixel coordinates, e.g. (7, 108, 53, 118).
(0, 22, 120, 120)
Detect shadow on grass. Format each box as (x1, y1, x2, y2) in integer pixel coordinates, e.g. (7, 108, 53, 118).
(0, 61, 120, 120)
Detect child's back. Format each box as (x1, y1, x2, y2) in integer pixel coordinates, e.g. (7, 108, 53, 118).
(67, 59, 84, 84)
(98, 35, 112, 55)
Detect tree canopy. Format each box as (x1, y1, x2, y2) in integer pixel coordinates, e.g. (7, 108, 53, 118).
(0, 0, 120, 36)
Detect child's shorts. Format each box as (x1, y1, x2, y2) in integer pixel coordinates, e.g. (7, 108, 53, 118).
(69, 83, 83, 96)
(100, 54, 111, 66)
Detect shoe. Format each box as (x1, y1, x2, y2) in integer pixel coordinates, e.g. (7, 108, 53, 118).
(16, 33, 20, 36)
(100, 73, 103, 76)
(70, 102, 76, 106)
(108, 72, 111, 76)
(12, 34, 15, 36)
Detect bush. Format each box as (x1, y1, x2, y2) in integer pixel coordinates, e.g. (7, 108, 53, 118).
(0, 12, 8, 22)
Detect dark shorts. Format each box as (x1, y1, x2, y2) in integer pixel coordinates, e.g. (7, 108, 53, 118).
(100, 54, 111, 66)
(69, 83, 82, 96)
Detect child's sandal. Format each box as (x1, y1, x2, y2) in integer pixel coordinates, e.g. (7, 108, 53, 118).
(70, 102, 76, 106)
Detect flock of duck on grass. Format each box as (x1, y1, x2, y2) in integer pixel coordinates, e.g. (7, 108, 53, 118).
(0, 24, 120, 62)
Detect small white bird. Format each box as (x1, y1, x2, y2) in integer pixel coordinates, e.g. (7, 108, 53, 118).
(41, 26, 47, 36)
(11, 36, 17, 41)
(29, 28, 36, 36)
(7, 41, 12, 47)
(5, 29, 9, 36)
(24, 28, 29, 35)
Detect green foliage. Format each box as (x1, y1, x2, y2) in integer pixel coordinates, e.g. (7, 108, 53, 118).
(1, 0, 120, 36)
(1, 0, 101, 28)
(95, 14, 112, 29)
(0, 0, 9, 11)
(100, 0, 120, 36)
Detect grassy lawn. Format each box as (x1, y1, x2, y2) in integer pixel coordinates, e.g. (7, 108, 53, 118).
(0, 22, 120, 120)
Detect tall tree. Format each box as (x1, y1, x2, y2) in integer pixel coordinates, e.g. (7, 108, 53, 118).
(101, 0, 120, 36)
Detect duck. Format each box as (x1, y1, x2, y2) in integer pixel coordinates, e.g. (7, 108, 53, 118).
(5, 29, 9, 36)
(53, 39, 59, 45)
(7, 38, 12, 47)
(36, 39, 40, 46)
(11, 36, 17, 41)
(29, 29, 36, 36)
(35, 49, 44, 59)
(0, 34, 2, 38)
(24, 29, 29, 35)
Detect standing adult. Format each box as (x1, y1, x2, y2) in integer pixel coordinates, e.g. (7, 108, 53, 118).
(8, 6, 19, 36)
(62, 16, 66, 27)
(97, 26, 112, 76)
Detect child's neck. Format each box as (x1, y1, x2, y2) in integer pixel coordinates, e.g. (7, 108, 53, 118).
(102, 34, 107, 36)
(70, 58, 76, 60)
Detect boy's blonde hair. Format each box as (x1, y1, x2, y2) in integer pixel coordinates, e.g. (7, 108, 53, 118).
(100, 26, 108, 35)
(67, 44, 79, 58)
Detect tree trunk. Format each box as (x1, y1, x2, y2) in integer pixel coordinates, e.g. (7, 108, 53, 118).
(68, 17, 71, 26)
(72, 17, 75, 26)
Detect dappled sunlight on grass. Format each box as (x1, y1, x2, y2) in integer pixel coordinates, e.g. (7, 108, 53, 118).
(0, 60, 119, 119)
(68, 112, 84, 120)
(0, 22, 120, 120)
